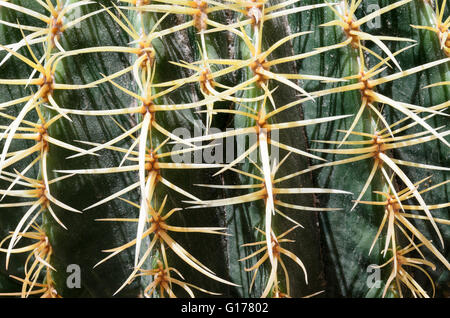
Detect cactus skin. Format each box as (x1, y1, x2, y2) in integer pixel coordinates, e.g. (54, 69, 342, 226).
(0, 0, 448, 298)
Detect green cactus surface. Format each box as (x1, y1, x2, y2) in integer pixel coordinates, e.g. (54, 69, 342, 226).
(0, 0, 448, 299)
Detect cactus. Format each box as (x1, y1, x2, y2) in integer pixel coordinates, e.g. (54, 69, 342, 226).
(0, 0, 448, 298)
